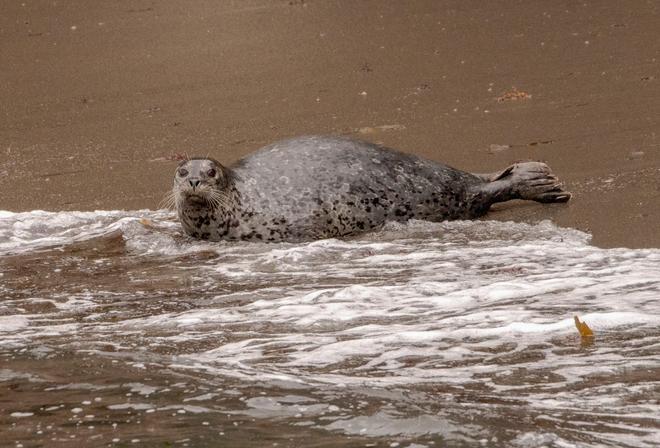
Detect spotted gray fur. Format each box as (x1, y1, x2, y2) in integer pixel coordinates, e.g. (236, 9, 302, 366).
(170, 136, 570, 242)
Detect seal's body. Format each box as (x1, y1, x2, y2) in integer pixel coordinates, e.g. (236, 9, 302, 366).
(170, 136, 570, 242)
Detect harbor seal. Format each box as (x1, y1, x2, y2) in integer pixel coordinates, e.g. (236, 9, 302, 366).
(167, 135, 570, 242)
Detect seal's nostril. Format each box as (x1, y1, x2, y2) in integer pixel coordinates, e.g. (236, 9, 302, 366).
(189, 179, 201, 189)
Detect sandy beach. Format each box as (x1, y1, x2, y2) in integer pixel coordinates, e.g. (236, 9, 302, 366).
(1, 0, 659, 248)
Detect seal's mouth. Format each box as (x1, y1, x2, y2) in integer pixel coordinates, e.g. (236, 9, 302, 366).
(182, 191, 209, 204)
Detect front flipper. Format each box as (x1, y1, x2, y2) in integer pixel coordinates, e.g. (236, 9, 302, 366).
(478, 161, 572, 204)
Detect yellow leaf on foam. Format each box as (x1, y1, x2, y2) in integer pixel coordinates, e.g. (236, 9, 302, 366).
(574, 315, 594, 338)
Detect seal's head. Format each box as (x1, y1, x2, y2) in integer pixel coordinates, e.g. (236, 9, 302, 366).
(168, 158, 233, 210)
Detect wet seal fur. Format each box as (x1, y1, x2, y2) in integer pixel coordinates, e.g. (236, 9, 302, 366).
(167, 136, 571, 242)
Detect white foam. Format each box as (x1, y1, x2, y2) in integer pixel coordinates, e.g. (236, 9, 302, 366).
(0, 316, 29, 332)
(0, 209, 178, 255)
(124, 383, 158, 396)
(2, 210, 659, 445)
(323, 411, 466, 438)
(107, 403, 154, 411)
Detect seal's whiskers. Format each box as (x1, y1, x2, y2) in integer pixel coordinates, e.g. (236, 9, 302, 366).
(159, 191, 177, 210)
(200, 188, 227, 210)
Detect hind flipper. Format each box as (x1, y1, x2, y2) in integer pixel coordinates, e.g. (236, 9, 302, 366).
(479, 161, 572, 204)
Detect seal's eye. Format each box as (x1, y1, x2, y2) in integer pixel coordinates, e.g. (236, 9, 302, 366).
(178, 168, 189, 177)
(207, 168, 217, 177)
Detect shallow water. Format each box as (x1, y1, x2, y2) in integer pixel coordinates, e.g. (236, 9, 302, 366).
(1, 210, 659, 447)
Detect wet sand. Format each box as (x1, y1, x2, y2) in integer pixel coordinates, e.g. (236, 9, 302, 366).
(1, 0, 659, 248)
